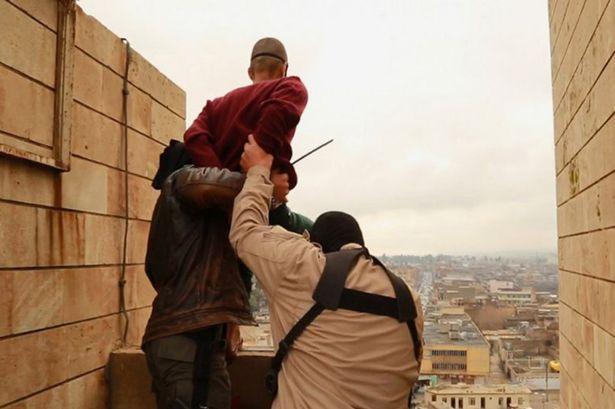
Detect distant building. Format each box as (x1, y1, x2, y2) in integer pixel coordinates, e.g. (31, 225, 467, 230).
(422, 312, 490, 383)
(488, 280, 514, 293)
(423, 384, 531, 409)
(493, 288, 535, 305)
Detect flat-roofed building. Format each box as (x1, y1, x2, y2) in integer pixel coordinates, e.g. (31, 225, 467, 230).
(494, 288, 536, 305)
(422, 312, 491, 383)
(424, 384, 531, 409)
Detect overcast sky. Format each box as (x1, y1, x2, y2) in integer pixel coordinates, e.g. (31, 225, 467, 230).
(79, 0, 556, 256)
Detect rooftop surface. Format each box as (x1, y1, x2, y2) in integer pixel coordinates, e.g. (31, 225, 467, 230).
(423, 313, 490, 347)
(426, 383, 532, 395)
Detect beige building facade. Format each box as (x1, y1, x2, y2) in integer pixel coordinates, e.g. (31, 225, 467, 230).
(424, 384, 531, 409)
(0, 1, 185, 407)
(548, 0, 615, 408)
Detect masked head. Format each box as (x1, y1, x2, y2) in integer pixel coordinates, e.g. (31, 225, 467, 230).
(310, 211, 365, 253)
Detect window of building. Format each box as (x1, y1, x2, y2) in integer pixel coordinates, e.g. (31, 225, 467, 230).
(498, 397, 503, 405)
(451, 397, 456, 408)
(481, 397, 486, 408)
(469, 397, 475, 405)
(432, 395, 437, 402)
(518, 397, 524, 405)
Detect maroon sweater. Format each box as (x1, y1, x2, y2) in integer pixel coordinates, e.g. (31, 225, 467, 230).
(184, 76, 308, 189)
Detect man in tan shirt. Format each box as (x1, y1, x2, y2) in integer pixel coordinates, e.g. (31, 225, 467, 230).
(229, 136, 423, 409)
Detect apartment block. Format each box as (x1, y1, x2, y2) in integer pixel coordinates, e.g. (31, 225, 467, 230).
(548, 0, 615, 408)
(0, 1, 185, 407)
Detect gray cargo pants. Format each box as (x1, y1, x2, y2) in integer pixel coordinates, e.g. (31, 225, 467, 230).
(144, 328, 231, 409)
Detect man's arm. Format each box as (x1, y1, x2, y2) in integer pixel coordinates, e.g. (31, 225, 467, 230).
(253, 77, 308, 189)
(184, 102, 223, 168)
(229, 136, 316, 296)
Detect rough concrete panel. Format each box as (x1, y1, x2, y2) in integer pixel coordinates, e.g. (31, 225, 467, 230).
(127, 129, 165, 180)
(128, 50, 186, 119)
(8, 269, 64, 335)
(0, 0, 56, 87)
(73, 50, 124, 122)
(60, 156, 109, 214)
(65, 315, 120, 378)
(108, 349, 156, 409)
(126, 219, 150, 264)
(557, 171, 615, 236)
(0, 204, 37, 268)
(62, 266, 120, 323)
(127, 84, 152, 137)
(549, 0, 570, 51)
(0, 271, 12, 336)
(72, 102, 123, 169)
(559, 228, 615, 282)
(0, 157, 57, 207)
(0, 64, 55, 146)
(554, 1, 615, 141)
(9, 0, 58, 31)
(84, 213, 123, 265)
(75, 6, 126, 75)
(125, 307, 151, 347)
(0, 326, 67, 406)
(593, 323, 615, 388)
(550, 0, 585, 80)
(0, 204, 88, 268)
(556, 115, 615, 203)
(124, 265, 156, 310)
(151, 99, 185, 145)
(106, 165, 127, 217)
(128, 174, 157, 220)
(552, 0, 611, 111)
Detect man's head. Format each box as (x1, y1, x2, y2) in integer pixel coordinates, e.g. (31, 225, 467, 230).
(249, 37, 288, 83)
(310, 211, 365, 253)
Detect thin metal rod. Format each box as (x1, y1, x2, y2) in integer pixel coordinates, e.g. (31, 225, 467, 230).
(291, 139, 334, 165)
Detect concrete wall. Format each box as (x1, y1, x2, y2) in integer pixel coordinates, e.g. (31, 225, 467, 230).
(547, 0, 615, 408)
(0, 1, 185, 407)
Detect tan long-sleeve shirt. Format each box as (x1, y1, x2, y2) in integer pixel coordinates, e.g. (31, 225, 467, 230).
(230, 166, 423, 409)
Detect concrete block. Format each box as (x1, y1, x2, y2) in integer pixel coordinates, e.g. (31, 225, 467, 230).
(9, 269, 64, 335)
(62, 266, 120, 323)
(127, 84, 152, 137)
(71, 102, 123, 169)
(9, 0, 58, 31)
(60, 156, 109, 214)
(75, 6, 126, 75)
(0, 0, 56, 87)
(83, 213, 123, 265)
(128, 174, 158, 220)
(73, 50, 124, 122)
(65, 368, 108, 409)
(0, 203, 36, 268)
(65, 315, 120, 379)
(106, 165, 127, 217)
(550, 0, 584, 79)
(0, 64, 54, 146)
(555, 114, 615, 197)
(0, 271, 12, 337)
(151, 100, 185, 145)
(125, 307, 151, 347)
(124, 265, 155, 310)
(0, 156, 57, 207)
(35, 207, 87, 266)
(126, 219, 150, 264)
(127, 129, 165, 180)
(549, 0, 569, 51)
(0, 326, 67, 406)
(593, 324, 615, 388)
(554, 2, 615, 142)
(108, 348, 156, 409)
(128, 50, 186, 119)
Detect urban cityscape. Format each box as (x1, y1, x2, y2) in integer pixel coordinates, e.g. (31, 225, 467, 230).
(244, 253, 561, 409)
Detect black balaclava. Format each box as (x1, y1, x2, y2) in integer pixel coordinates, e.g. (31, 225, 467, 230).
(310, 211, 365, 253)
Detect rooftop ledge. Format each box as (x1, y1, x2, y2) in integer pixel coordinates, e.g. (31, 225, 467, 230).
(109, 348, 274, 409)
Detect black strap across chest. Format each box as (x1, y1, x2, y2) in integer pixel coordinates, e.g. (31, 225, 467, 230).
(266, 248, 422, 404)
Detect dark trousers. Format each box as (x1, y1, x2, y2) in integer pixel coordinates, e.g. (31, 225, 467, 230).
(144, 326, 230, 409)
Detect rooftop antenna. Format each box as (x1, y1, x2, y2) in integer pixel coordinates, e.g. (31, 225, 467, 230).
(291, 139, 334, 165)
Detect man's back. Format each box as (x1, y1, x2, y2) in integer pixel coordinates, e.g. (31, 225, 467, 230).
(229, 168, 423, 409)
(184, 76, 307, 188)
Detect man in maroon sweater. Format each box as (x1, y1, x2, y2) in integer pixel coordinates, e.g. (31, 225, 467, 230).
(142, 38, 308, 409)
(184, 37, 308, 191)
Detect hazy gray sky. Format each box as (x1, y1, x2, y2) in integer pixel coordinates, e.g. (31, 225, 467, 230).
(80, 0, 556, 256)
